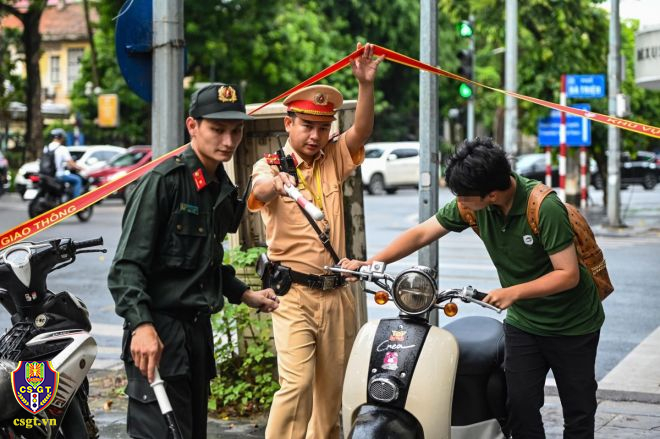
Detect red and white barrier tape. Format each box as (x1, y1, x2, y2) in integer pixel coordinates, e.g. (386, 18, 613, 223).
(2, 44, 658, 250)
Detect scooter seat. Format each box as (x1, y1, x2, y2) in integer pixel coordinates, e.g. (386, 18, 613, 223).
(443, 316, 504, 375)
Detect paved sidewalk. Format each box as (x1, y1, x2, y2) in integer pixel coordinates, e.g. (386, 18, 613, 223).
(92, 388, 660, 438)
(90, 366, 660, 439)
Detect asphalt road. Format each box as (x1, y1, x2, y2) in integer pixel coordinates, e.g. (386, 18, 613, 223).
(1, 185, 660, 380)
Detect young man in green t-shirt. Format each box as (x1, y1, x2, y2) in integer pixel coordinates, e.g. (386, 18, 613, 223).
(342, 138, 604, 438)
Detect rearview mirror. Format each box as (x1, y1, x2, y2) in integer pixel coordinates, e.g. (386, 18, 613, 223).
(387, 154, 398, 161)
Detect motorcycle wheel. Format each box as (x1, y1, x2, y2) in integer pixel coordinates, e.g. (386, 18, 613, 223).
(28, 197, 49, 218)
(76, 205, 94, 222)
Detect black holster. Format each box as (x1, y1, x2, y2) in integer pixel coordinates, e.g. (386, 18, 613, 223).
(256, 253, 292, 296)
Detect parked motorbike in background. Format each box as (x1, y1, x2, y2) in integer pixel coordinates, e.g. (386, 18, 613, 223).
(327, 262, 509, 439)
(24, 172, 93, 222)
(0, 237, 105, 438)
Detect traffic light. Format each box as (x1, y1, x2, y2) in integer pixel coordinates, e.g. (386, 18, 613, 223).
(456, 19, 474, 100)
(457, 48, 473, 99)
(456, 20, 474, 38)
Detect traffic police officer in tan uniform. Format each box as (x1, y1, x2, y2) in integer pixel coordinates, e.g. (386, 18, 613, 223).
(108, 83, 279, 439)
(248, 43, 383, 439)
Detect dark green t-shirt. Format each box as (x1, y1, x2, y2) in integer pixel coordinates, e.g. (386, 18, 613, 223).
(435, 173, 604, 336)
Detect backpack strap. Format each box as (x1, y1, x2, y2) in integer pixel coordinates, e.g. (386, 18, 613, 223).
(457, 201, 480, 236)
(526, 183, 554, 235)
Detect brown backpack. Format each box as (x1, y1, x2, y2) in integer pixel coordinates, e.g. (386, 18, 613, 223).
(457, 183, 614, 300)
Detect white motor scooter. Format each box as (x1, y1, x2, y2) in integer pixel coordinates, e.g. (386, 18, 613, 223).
(328, 262, 509, 439)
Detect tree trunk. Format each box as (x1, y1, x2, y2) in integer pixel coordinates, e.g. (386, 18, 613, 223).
(82, 0, 99, 87)
(18, 3, 46, 161)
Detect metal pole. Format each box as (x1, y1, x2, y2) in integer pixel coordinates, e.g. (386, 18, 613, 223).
(152, 0, 184, 157)
(558, 74, 567, 202)
(580, 147, 588, 209)
(504, 0, 518, 156)
(545, 147, 553, 187)
(419, 0, 439, 325)
(607, 0, 623, 227)
(466, 14, 475, 140)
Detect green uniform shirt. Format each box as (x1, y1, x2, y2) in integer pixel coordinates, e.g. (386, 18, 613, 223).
(436, 173, 604, 336)
(107, 145, 249, 330)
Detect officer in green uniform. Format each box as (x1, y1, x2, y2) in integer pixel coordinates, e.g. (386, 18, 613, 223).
(108, 83, 279, 439)
(342, 138, 604, 439)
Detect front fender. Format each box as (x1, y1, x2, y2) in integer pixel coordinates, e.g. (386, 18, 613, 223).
(348, 404, 423, 439)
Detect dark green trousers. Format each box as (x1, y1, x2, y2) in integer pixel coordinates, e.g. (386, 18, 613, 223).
(121, 311, 215, 439)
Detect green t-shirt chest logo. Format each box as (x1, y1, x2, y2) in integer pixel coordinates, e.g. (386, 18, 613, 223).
(523, 235, 534, 246)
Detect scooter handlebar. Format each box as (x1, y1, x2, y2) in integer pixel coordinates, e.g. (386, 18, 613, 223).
(72, 237, 104, 250)
(462, 287, 501, 314)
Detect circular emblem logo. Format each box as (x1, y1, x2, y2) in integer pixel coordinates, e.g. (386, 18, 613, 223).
(217, 86, 237, 103)
(313, 93, 327, 105)
(523, 235, 534, 246)
(34, 314, 48, 328)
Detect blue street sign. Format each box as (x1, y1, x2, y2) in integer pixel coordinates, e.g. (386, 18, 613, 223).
(115, 0, 152, 102)
(565, 74, 606, 99)
(537, 104, 591, 147)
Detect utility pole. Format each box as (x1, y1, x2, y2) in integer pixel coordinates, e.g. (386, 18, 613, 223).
(152, 0, 184, 156)
(419, 0, 439, 324)
(504, 0, 518, 156)
(466, 15, 475, 140)
(607, 0, 623, 227)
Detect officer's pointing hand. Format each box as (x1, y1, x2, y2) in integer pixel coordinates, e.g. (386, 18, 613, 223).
(242, 288, 280, 313)
(130, 323, 164, 383)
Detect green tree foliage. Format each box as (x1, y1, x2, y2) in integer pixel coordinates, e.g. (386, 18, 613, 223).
(70, 1, 660, 152)
(439, 0, 660, 154)
(0, 0, 46, 160)
(70, 0, 149, 146)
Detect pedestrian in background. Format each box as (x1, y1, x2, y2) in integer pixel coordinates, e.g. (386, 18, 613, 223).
(108, 83, 279, 439)
(343, 137, 605, 439)
(248, 42, 383, 439)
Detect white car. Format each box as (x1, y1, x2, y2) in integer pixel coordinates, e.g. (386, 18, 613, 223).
(361, 142, 420, 195)
(14, 145, 125, 197)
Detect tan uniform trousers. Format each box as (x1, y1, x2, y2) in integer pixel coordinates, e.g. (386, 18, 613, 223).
(266, 282, 357, 439)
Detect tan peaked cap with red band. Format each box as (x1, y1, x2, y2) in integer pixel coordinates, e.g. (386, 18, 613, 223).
(283, 85, 343, 122)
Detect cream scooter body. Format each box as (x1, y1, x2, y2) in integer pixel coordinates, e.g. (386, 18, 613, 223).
(333, 263, 508, 439)
(343, 319, 459, 438)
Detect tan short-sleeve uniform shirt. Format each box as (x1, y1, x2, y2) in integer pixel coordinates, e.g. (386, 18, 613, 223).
(248, 133, 364, 275)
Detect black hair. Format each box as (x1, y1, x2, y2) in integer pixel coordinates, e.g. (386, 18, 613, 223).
(444, 137, 512, 197)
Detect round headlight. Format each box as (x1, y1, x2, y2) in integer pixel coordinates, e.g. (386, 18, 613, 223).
(392, 268, 437, 315)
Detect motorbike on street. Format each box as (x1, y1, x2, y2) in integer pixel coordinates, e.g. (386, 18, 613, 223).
(327, 262, 509, 439)
(0, 237, 105, 438)
(24, 172, 94, 222)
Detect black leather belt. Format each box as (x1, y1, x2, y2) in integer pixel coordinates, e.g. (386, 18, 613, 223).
(289, 270, 345, 291)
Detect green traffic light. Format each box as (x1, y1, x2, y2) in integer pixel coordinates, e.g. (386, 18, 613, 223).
(459, 83, 473, 99)
(457, 21, 473, 38)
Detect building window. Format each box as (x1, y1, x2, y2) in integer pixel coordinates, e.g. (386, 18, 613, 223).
(50, 55, 60, 83)
(67, 48, 85, 91)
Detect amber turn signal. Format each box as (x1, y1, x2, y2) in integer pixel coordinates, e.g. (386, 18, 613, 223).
(374, 291, 389, 305)
(444, 302, 458, 317)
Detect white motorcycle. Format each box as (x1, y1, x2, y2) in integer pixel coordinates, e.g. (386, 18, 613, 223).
(327, 262, 509, 439)
(0, 238, 104, 438)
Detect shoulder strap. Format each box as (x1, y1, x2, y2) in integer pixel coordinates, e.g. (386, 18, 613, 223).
(296, 204, 341, 264)
(526, 183, 554, 235)
(457, 201, 480, 236)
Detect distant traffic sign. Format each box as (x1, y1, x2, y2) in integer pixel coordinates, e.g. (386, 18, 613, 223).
(538, 104, 592, 146)
(565, 74, 606, 98)
(115, 0, 152, 102)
